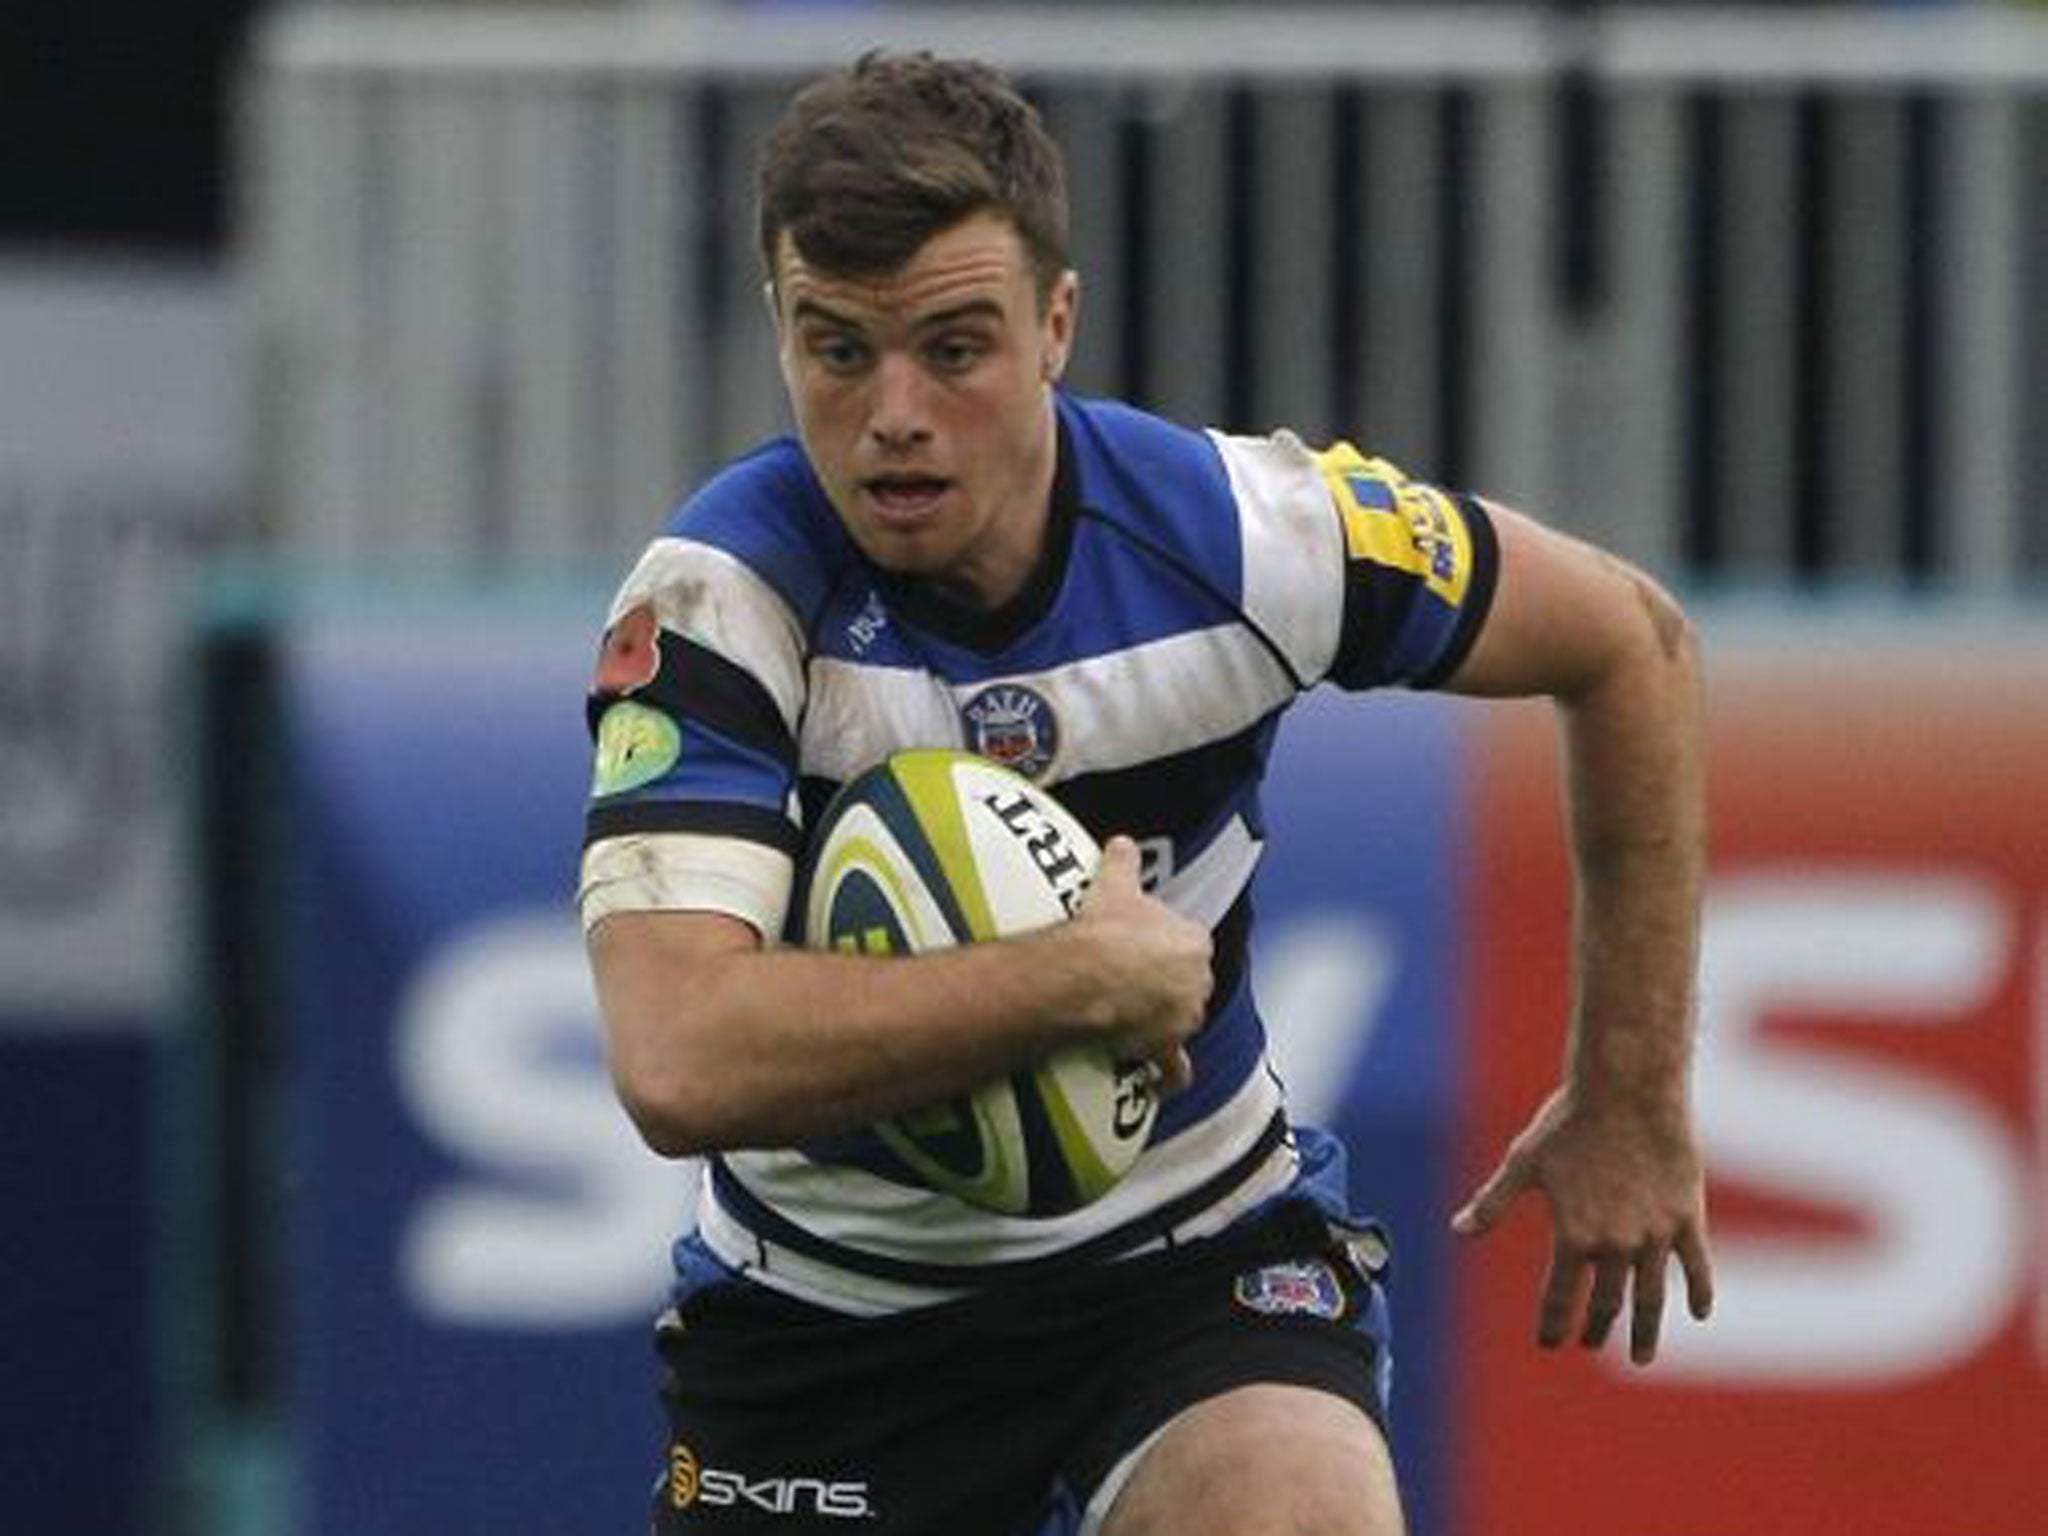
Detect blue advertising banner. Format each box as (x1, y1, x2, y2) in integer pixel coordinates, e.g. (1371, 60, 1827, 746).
(283, 602, 680, 1536)
(1254, 691, 1471, 1536)
(278, 594, 1467, 1536)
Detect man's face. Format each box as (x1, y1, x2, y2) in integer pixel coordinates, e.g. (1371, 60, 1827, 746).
(773, 212, 1077, 609)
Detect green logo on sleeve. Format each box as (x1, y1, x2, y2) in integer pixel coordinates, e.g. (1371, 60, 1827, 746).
(592, 701, 682, 796)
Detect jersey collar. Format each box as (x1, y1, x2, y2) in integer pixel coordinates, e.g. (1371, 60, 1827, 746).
(873, 408, 1080, 656)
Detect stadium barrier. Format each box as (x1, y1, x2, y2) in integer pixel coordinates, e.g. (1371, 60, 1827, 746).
(243, 4, 2048, 585)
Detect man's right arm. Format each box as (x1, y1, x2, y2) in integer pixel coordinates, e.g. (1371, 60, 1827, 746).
(588, 836, 1211, 1158)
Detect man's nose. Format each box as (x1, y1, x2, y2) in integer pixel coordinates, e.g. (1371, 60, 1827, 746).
(867, 352, 932, 449)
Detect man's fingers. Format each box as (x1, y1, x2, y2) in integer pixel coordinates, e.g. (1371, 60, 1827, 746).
(1628, 1246, 1670, 1365)
(1150, 1045, 1193, 1099)
(1095, 834, 1141, 891)
(1580, 1253, 1628, 1350)
(1537, 1247, 1586, 1349)
(1676, 1222, 1716, 1321)
(1450, 1154, 1528, 1237)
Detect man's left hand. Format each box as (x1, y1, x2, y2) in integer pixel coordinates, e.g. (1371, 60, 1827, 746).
(1452, 1088, 1714, 1365)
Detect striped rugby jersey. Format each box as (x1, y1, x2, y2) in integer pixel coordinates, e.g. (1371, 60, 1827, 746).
(580, 392, 1498, 1314)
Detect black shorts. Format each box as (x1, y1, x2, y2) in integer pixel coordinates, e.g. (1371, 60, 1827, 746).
(648, 1198, 1393, 1536)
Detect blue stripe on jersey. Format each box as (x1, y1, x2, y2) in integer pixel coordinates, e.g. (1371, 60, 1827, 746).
(1060, 395, 1244, 600)
(665, 437, 856, 629)
(1373, 589, 1462, 685)
(1150, 968, 1265, 1139)
(589, 714, 792, 823)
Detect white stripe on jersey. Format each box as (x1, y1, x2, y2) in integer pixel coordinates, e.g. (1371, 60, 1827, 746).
(610, 536, 808, 731)
(801, 622, 1296, 785)
(703, 1064, 1292, 1314)
(1156, 813, 1262, 931)
(1208, 428, 1348, 687)
(798, 656, 962, 782)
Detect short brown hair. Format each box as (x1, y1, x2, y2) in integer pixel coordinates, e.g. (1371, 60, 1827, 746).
(756, 52, 1070, 301)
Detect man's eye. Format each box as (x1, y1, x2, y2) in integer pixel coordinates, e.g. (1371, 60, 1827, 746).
(929, 336, 988, 372)
(810, 336, 868, 372)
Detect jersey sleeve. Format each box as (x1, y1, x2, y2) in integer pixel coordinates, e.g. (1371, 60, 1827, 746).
(1210, 430, 1499, 692)
(1309, 442, 1499, 690)
(578, 534, 808, 938)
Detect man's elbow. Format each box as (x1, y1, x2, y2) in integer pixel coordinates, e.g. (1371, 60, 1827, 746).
(1627, 568, 1700, 682)
(1571, 566, 1700, 710)
(619, 1091, 716, 1160)
(608, 1038, 735, 1159)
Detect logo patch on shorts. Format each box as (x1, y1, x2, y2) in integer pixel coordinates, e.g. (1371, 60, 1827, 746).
(1233, 1259, 1346, 1321)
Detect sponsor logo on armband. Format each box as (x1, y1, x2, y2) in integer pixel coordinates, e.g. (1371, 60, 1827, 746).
(1396, 485, 1460, 585)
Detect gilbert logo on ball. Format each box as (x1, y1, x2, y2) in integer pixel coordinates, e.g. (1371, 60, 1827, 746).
(800, 749, 1159, 1216)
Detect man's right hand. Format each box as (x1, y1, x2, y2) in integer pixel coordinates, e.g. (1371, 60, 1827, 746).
(1063, 835, 1213, 1095)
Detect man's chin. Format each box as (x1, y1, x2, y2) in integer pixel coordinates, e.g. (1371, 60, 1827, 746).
(852, 526, 946, 578)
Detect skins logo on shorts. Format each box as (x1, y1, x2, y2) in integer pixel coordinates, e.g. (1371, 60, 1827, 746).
(959, 683, 1059, 779)
(595, 601, 662, 693)
(666, 1440, 874, 1520)
(669, 1443, 702, 1510)
(1232, 1259, 1346, 1321)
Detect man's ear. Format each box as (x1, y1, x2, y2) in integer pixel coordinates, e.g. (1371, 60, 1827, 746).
(1041, 269, 1080, 383)
(764, 279, 798, 385)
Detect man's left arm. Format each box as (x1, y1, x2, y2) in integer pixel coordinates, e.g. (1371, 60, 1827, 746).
(1441, 498, 1715, 1366)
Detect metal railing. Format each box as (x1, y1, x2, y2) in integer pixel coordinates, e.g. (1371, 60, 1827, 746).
(243, 4, 2048, 586)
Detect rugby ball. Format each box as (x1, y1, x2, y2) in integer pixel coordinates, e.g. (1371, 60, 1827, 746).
(799, 749, 1159, 1217)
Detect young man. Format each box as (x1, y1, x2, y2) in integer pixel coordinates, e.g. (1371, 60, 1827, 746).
(581, 52, 1712, 1536)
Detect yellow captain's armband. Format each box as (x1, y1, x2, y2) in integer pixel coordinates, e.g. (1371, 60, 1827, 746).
(1312, 442, 1476, 607)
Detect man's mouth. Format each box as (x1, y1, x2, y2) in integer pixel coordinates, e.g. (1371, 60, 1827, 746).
(862, 475, 951, 521)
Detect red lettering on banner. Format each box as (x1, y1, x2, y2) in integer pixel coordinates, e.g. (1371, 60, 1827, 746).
(1456, 644, 2048, 1536)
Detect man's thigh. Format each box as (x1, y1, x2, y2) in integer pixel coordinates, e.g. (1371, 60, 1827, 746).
(1098, 1383, 1404, 1536)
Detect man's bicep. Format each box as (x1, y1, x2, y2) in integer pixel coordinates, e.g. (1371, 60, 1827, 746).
(1440, 498, 1665, 701)
(586, 908, 762, 1155)
(589, 905, 762, 966)
(588, 905, 759, 1023)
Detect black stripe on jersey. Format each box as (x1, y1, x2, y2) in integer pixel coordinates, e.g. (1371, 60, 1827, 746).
(1330, 571, 1418, 691)
(1410, 494, 1501, 689)
(1055, 717, 1274, 851)
(797, 773, 846, 835)
(708, 1106, 1290, 1289)
(583, 799, 802, 855)
(585, 631, 794, 767)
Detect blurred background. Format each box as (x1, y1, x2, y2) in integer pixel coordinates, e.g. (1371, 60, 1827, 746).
(4, 1, 2046, 1534)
